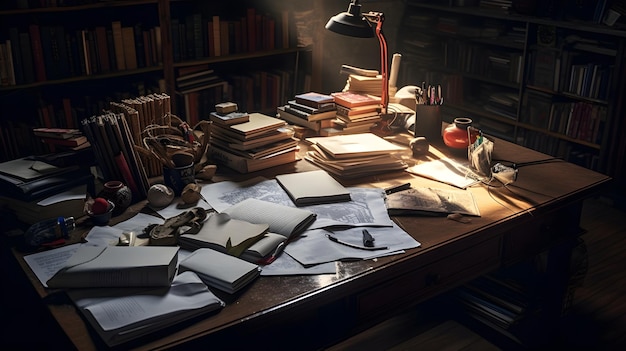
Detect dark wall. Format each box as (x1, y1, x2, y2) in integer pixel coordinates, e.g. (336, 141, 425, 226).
(317, 0, 405, 93)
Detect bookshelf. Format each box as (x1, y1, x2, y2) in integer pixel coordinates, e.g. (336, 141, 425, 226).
(0, 0, 315, 162)
(397, 1, 626, 346)
(398, 1, 626, 180)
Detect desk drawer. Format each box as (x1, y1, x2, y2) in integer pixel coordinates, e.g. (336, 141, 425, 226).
(356, 237, 501, 320)
(502, 205, 581, 265)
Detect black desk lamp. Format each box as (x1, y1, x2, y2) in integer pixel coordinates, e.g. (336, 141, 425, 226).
(325, 0, 389, 117)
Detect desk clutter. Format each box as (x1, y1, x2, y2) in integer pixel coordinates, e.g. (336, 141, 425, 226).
(22, 167, 426, 347)
(11, 87, 502, 348)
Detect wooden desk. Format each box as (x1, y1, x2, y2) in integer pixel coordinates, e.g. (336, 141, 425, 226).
(11, 136, 610, 350)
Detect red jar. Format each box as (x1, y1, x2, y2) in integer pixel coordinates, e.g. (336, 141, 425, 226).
(443, 117, 472, 149)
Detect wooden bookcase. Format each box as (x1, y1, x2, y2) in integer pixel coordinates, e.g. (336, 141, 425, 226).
(397, 1, 626, 178)
(0, 0, 316, 162)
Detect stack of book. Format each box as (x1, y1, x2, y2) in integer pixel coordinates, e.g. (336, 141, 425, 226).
(276, 92, 337, 133)
(322, 91, 381, 136)
(0, 157, 93, 224)
(33, 127, 89, 149)
(176, 67, 226, 95)
(208, 112, 299, 173)
(209, 102, 249, 126)
(81, 112, 150, 200)
(175, 66, 229, 126)
(342, 74, 383, 96)
(304, 133, 407, 179)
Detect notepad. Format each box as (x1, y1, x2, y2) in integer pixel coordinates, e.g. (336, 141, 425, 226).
(178, 248, 261, 294)
(276, 170, 351, 206)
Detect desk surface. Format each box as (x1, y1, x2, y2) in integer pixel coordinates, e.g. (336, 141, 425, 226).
(13, 135, 610, 350)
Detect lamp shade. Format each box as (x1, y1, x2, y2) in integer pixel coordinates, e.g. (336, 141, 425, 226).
(325, 1, 374, 38)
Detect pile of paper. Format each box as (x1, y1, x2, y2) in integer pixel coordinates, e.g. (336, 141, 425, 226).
(304, 133, 407, 179)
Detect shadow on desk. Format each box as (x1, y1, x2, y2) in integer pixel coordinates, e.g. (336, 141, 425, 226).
(1, 243, 75, 350)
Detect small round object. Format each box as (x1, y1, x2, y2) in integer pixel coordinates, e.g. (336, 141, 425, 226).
(147, 184, 175, 208)
(409, 137, 429, 156)
(443, 117, 472, 149)
(181, 183, 202, 204)
(91, 197, 110, 215)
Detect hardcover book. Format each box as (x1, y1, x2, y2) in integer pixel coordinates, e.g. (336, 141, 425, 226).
(294, 91, 335, 108)
(331, 91, 381, 108)
(228, 112, 287, 137)
(209, 111, 249, 126)
(277, 106, 322, 132)
(208, 144, 299, 173)
(46, 246, 179, 288)
(287, 99, 336, 114)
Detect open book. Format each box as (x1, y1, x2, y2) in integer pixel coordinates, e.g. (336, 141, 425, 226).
(178, 212, 269, 257)
(222, 198, 317, 263)
(179, 248, 261, 294)
(385, 187, 480, 217)
(179, 199, 316, 263)
(47, 246, 179, 288)
(67, 271, 224, 347)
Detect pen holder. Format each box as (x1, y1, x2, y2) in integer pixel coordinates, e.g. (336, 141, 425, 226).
(414, 105, 442, 143)
(163, 162, 195, 197)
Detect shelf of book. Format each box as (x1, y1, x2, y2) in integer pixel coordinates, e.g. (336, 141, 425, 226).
(399, 2, 625, 176)
(0, 0, 315, 162)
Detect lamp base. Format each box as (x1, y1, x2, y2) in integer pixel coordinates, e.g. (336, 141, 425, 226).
(370, 113, 401, 137)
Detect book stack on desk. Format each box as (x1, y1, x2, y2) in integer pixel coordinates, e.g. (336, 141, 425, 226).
(322, 91, 382, 136)
(33, 127, 91, 151)
(208, 112, 299, 173)
(276, 92, 337, 133)
(304, 133, 408, 179)
(342, 73, 383, 96)
(0, 157, 94, 224)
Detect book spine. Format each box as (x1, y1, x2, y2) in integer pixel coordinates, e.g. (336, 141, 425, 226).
(121, 26, 137, 70)
(246, 8, 256, 52)
(28, 24, 47, 81)
(94, 26, 111, 72)
(111, 21, 126, 70)
(133, 23, 145, 68)
(212, 15, 221, 57)
(0, 43, 8, 86)
(18, 31, 36, 83)
(8, 28, 24, 85)
(209, 145, 248, 173)
(220, 20, 230, 56)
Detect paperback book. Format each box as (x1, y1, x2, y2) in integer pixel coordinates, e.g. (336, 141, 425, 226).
(178, 248, 261, 294)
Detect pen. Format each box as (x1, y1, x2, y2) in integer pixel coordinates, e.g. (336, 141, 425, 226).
(385, 182, 411, 194)
(362, 229, 375, 247)
(326, 234, 388, 251)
